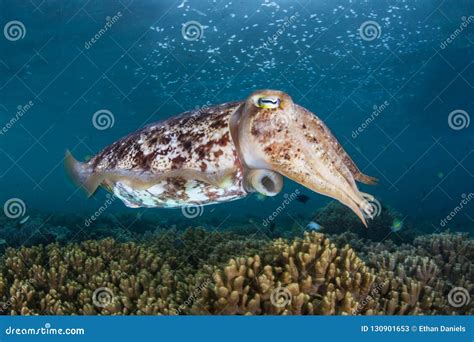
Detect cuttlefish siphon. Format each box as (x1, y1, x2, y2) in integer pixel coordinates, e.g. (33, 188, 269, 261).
(66, 90, 378, 225)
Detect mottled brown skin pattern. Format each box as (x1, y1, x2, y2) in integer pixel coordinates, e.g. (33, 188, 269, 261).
(89, 102, 241, 174)
(86, 101, 249, 207)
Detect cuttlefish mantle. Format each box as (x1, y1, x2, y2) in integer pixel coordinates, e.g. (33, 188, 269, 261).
(65, 90, 378, 226)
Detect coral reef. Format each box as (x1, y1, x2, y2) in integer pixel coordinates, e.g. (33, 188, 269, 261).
(329, 231, 473, 314)
(197, 232, 376, 315)
(0, 238, 174, 315)
(0, 229, 471, 316)
(0, 214, 72, 248)
(0, 228, 265, 315)
(313, 201, 418, 243)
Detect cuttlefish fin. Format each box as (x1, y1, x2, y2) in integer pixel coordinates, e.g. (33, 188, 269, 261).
(66, 150, 238, 196)
(65, 150, 105, 197)
(165, 168, 238, 189)
(124, 168, 238, 190)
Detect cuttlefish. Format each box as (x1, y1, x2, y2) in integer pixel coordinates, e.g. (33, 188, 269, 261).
(66, 90, 378, 225)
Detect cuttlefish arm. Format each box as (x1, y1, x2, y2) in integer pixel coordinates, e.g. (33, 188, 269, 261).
(295, 105, 378, 185)
(232, 90, 378, 226)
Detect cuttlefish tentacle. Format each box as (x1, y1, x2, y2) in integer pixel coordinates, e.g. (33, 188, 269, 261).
(66, 89, 377, 225)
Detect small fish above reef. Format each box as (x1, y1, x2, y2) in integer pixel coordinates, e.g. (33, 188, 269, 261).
(66, 90, 378, 226)
(295, 194, 310, 204)
(391, 218, 404, 232)
(306, 221, 323, 231)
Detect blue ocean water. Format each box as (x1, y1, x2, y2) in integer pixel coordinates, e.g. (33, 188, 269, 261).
(0, 0, 472, 234)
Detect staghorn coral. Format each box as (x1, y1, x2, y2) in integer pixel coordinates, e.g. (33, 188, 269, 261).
(0, 229, 472, 315)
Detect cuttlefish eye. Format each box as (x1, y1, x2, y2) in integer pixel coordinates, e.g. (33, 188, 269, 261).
(256, 96, 280, 109)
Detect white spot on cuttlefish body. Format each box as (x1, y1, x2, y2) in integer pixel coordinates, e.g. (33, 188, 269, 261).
(111, 177, 245, 209)
(185, 180, 212, 202)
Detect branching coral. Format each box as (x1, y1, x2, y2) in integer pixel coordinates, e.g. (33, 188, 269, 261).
(0, 239, 182, 315)
(361, 232, 473, 315)
(0, 229, 471, 316)
(198, 231, 472, 315)
(0, 228, 266, 315)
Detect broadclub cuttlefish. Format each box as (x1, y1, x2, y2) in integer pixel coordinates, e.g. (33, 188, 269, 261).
(66, 90, 378, 226)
